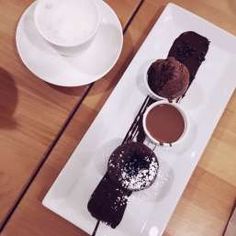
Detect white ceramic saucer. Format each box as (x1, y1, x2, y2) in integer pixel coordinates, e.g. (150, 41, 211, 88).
(16, 1, 123, 87)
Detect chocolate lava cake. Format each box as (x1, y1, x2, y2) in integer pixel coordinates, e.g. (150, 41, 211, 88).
(108, 142, 159, 191)
(87, 142, 159, 228)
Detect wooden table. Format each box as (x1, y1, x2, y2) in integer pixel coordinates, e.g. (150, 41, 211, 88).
(0, 0, 236, 235)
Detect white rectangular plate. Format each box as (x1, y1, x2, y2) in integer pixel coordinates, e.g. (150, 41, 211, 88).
(43, 3, 236, 236)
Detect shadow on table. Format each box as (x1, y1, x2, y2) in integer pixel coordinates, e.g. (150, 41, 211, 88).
(0, 67, 18, 129)
(48, 83, 89, 96)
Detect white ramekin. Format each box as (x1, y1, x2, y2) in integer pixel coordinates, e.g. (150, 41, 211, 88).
(142, 100, 188, 147)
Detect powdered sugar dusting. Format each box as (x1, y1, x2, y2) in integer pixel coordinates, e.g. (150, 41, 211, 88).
(111, 195, 129, 212)
(119, 155, 159, 190)
(108, 142, 159, 191)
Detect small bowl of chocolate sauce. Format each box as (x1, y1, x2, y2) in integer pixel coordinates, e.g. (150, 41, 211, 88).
(143, 101, 188, 146)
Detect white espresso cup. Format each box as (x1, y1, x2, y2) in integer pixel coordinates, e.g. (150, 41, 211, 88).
(34, 0, 101, 51)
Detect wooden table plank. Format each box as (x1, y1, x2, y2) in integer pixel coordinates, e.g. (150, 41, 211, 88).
(2, 0, 236, 235)
(164, 167, 236, 236)
(198, 95, 236, 187)
(0, 0, 142, 230)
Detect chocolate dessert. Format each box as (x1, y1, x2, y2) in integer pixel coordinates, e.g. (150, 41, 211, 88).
(145, 103, 185, 144)
(87, 142, 159, 229)
(88, 31, 210, 235)
(147, 57, 190, 100)
(168, 31, 210, 86)
(88, 172, 132, 229)
(108, 142, 159, 191)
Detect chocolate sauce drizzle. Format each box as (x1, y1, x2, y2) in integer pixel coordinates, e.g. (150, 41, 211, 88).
(88, 31, 209, 235)
(123, 96, 155, 144)
(92, 221, 100, 236)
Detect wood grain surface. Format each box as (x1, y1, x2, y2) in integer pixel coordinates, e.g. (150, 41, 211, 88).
(0, 0, 142, 231)
(1, 0, 236, 236)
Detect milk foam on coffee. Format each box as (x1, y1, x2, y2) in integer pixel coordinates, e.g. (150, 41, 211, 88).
(35, 0, 99, 46)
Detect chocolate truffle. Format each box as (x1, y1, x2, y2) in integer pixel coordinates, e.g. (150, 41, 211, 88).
(147, 57, 190, 100)
(108, 142, 159, 191)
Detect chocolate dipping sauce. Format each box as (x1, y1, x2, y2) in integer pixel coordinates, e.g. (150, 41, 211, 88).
(146, 104, 185, 144)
